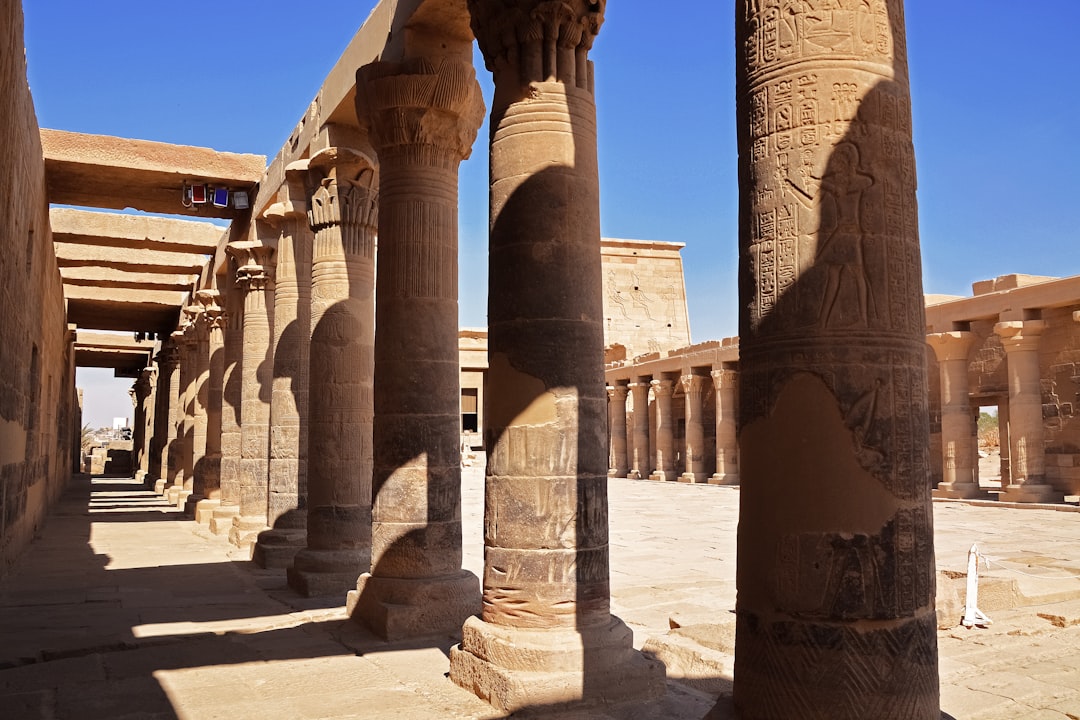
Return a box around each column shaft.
[211,273,245,535]
[195,291,225,523]
[607,384,629,478]
[734,1,939,716]
[928,332,984,499]
[151,344,178,494]
[709,368,739,485]
[628,380,650,480]
[648,379,675,481]
[348,57,484,637]
[678,375,707,483]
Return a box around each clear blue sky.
[24,1,1079,427]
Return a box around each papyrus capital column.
[734,1,939,716]
[606,383,629,478]
[709,368,739,485]
[678,374,708,483]
[193,289,224,522]
[167,325,196,505]
[211,266,245,535]
[226,239,276,552]
[348,57,484,637]
[450,1,662,710]
[152,343,180,494]
[994,320,1060,502]
[927,331,984,499]
[627,380,650,480]
[287,148,378,597]
[131,368,154,483]
[648,379,676,482]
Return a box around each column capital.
[468,0,605,87]
[155,344,180,371]
[226,240,276,292]
[710,367,738,389]
[606,383,629,401]
[679,374,708,396]
[650,378,674,397]
[926,330,977,363]
[995,320,1046,352]
[357,57,485,162]
[306,147,378,258]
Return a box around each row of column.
[607,369,738,485]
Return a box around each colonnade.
[121,0,943,716]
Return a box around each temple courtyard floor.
[2,462,1080,719]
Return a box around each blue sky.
[23,1,1079,426]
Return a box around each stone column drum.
[734,1,939,716]
[606,383,629,478]
[185,302,212,510]
[648,379,675,481]
[254,205,311,569]
[287,148,377,597]
[995,320,1060,503]
[131,369,154,483]
[928,331,984,499]
[167,326,195,505]
[151,343,179,494]
[211,271,245,535]
[709,367,739,485]
[348,57,484,637]
[678,374,708,483]
[227,240,276,551]
[450,0,663,711]
[627,380,650,480]
[194,290,224,523]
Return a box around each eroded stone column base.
[167,486,183,504]
[449,615,665,713]
[999,483,1063,503]
[347,570,480,641]
[679,472,708,483]
[626,471,642,480]
[933,483,989,500]
[229,515,268,551]
[287,548,365,597]
[251,528,306,569]
[648,471,676,482]
[153,479,167,495]
[194,498,221,524]
[209,505,240,536]
[708,473,739,486]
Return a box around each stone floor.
[1,465,1079,719]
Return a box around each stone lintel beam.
[74,347,153,371]
[54,242,209,274]
[41,129,265,219]
[61,267,195,292]
[50,208,225,253]
[63,286,189,308]
[925,275,1080,333]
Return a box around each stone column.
[998,396,1011,484]
[131,369,154,483]
[734,1,939,716]
[927,332,984,499]
[449,0,662,710]
[254,199,312,569]
[606,383,629,478]
[183,300,212,511]
[648,379,675,481]
[347,57,483,637]
[995,320,1060,503]
[627,380,650,480]
[194,290,224,523]
[287,148,377,597]
[211,270,245,535]
[227,240,276,551]
[678,374,708,483]
[709,368,739,485]
[167,327,194,504]
[151,343,179,494]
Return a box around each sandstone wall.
[0,1,75,574]
[601,239,691,358]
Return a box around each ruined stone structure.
[0,0,963,715]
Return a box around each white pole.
[961,543,992,628]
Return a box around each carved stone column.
[449,0,662,710]
[995,320,1060,503]
[254,194,312,569]
[606,383,629,478]
[183,300,212,511]
[131,368,154,483]
[194,290,225,523]
[211,269,245,535]
[709,368,739,485]
[167,326,195,505]
[347,57,483,637]
[151,343,179,494]
[226,240,276,552]
[287,148,377,597]
[648,379,675,481]
[627,380,650,480]
[928,332,984,499]
[678,374,708,482]
[734,1,939,716]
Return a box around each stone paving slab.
[2,471,1080,718]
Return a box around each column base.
[998,483,1064,503]
[251,528,307,569]
[134,470,147,484]
[209,505,240,536]
[626,470,642,480]
[648,470,676,481]
[347,570,481,641]
[607,468,630,479]
[933,482,989,500]
[678,471,708,483]
[153,479,167,495]
[180,492,200,514]
[708,473,740,486]
[166,486,184,505]
[194,498,221,524]
[449,615,664,713]
[229,515,268,551]
[287,548,367,597]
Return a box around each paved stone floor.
[1,465,1079,719]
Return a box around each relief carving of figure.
[629,272,654,320]
[785,141,875,328]
[606,270,630,319]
